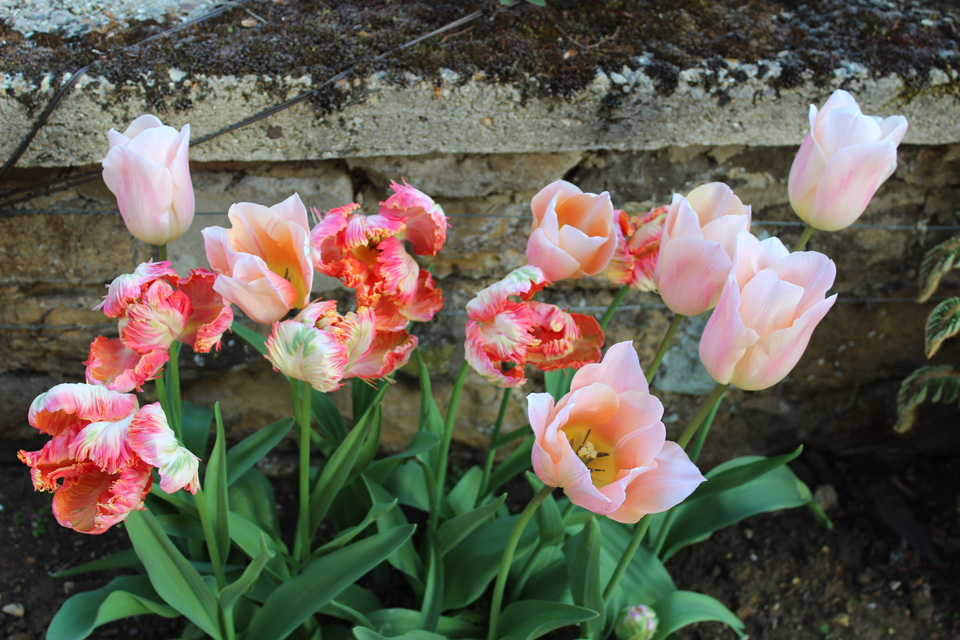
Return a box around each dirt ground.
[2,441,957,640]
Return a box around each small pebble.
[2,603,25,617]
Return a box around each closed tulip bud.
[615,605,658,640]
[788,90,907,231]
[102,115,195,245]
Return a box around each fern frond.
[925,297,960,358]
[918,234,960,302]
[894,365,960,433]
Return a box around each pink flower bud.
[102,115,195,245]
[788,90,908,231]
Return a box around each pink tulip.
[529,342,704,523]
[19,384,198,534]
[698,232,837,391]
[654,183,751,316]
[788,90,908,231]
[102,115,195,245]
[525,180,618,282]
[203,194,313,324]
[604,206,668,292]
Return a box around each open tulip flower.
[525,180,619,283]
[102,115,195,245]
[789,90,908,231]
[655,183,752,317]
[311,194,444,331]
[604,205,668,292]
[699,232,837,391]
[18,384,199,534]
[465,265,603,387]
[528,342,704,523]
[203,194,314,324]
[86,261,233,392]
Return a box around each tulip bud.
[615,605,658,640]
[102,115,195,245]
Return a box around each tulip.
[654,183,752,316]
[525,180,618,282]
[615,605,659,640]
[528,342,704,523]
[203,194,313,324]
[604,206,668,292]
[789,90,908,231]
[698,232,837,391]
[102,115,195,245]
[18,384,199,534]
[378,179,449,256]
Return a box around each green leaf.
[229,511,290,580]
[415,348,445,469]
[447,466,484,516]
[650,590,745,640]
[438,494,506,555]
[895,364,960,432]
[229,468,281,539]
[47,575,178,640]
[313,387,348,446]
[491,426,530,450]
[352,378,385,423]
[220,535,275,612]
[688,446,803,500]
[544,368,574,401]
[918,234,960,302]
[486,436,533,495]
[658,461,812,562]
[180,402,214,459]
[365,432,440,483]
[353,405,383,479]
[362,477,424,590]
[311,416,374,535]
[563,517,604,637]
[206,402,230,568]
[226,418,294,486]
[154,513,205,539]
[384,461,432,511]
[354,630,447,640]
[418,531,444,631]
[246,525,416,640]
[499,600,597,640]
[364,609,481,639]
[51,549,141,578]
[315,500,399,557]
[124,510,222,639]
[533,490,564,548]
[231,319,267,355]
[925,296,960,358]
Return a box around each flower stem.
[793,224,815,251]
[167,341,182,441]
[437,361,470,498]
[602,516,652,600]
[158,244,167,262]
[478,387,512,504]
[688,392,724,464]
[599,285,630,331]
[193,487,226,590]
[296,381,313,566]
[487,485,553,640]
[646,313,683,384]
[677,383,729,449]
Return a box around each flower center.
[565,426,617,488]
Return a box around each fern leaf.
[925,297,960,358]
[918,234,960,302]
[894,365,960,433]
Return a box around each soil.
[2,441,957,640]
[1,0,959,115]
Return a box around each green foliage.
[895,364,960,432]
[918,234,960,302]
[925,296,960,357]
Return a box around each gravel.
[0,0,220,38]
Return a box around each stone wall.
[3,139,959,462]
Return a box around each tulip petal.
[656,236,734,316]
[810,140,898,231]
[698,278,761,385]
[570,341,648,396]
[608,441,705,524]
[29,383,139,437]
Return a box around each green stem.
[602,516,652,600]
[437,362,470,498]
[793,224,815,251]
[487,485,553,640]
[599,285,630,331]
[154,376,172,435]
[296,381,313,566]
[646,313,683,384]
[193,488,226,590]
[479,387,513,504]
[167,341,182,442]
[677,383,729,449]
[158,243,167,262]
[688,392,724,464]
[651,509,676,557]
[221,607,236,640]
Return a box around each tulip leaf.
[918,233,960,302]
[486,436,533,495]
[365,432,440,483]
[415,348,445,469]
[544,368,575,401]
[246,524,415,640]
[230,319,268,355]
[47,575,179,640]
[894,364,960,433]
[124,510,222,639]
[533,489,564,548]
[597,519,675,608]
[229,511,290,580]
[353,406,383,479]
[563,517,604,638]
[180,402,214,459]
[354,630,447,640]
[438,493,506,555]
[491,425,531,450]
[363,609,481,638]
[226,418,294,485]
[314,499,399,558]
[312,387,348,446]
[447,466,484,516]
[362,476,425,590]
[219,535,275,612]
[205,402,231,569]
[352,378,386,423]
[384,461,432,511]
[229,468,281,538]
[310,408,373,536]
[650,590,745,640]
[51,548,141,578]
[686,446,803,500]
[418,530,444,631]
[499,600,597,640]
[925,296,960,358]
